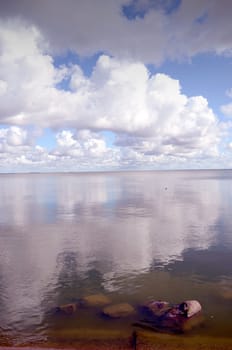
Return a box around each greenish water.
[0,170,232,346]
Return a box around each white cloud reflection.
[0,171,224,325]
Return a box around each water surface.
[0,170,232,345]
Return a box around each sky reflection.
[0,171,232,332]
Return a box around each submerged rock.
[81,293,111,307]
[142,300,171,318]
[102,303,136,318]
[55,303,78,315]
[138,300,203,333]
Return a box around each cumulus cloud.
[0,126,28,147]
[0,19,223,171]
[0,126,120,172]
[0,20,66,125]
[54,129,118,162]
[1,0,232,64]
[221,103,232,118]
[0,126,52,171]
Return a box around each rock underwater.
[52,297,203,334]
[81,293,112,307]
[102,303,136,318]
[53,294,111,315]
[137,300,203,333]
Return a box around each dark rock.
[138,300,203,333]
[141,300,171,318]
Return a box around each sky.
[0,0,232,172]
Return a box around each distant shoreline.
[0,168,232,175]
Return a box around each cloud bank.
[0,0,231,171]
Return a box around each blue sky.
[0,0,232,172]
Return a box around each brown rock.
[82,293,111,307]
[102,303,135,318]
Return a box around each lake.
[0,170,232,347]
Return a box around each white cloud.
[0,126,57,171]
[221,103,232,118]
[0,19,224,171]
[0,126,119,172]
[53,129,119,166]
[1,0,232,64]
[0,20,65,123]
[0,126,29,149]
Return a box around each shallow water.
[0,170,232,346]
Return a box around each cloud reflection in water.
[0,171,231,333]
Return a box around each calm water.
[0,170,232,345]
